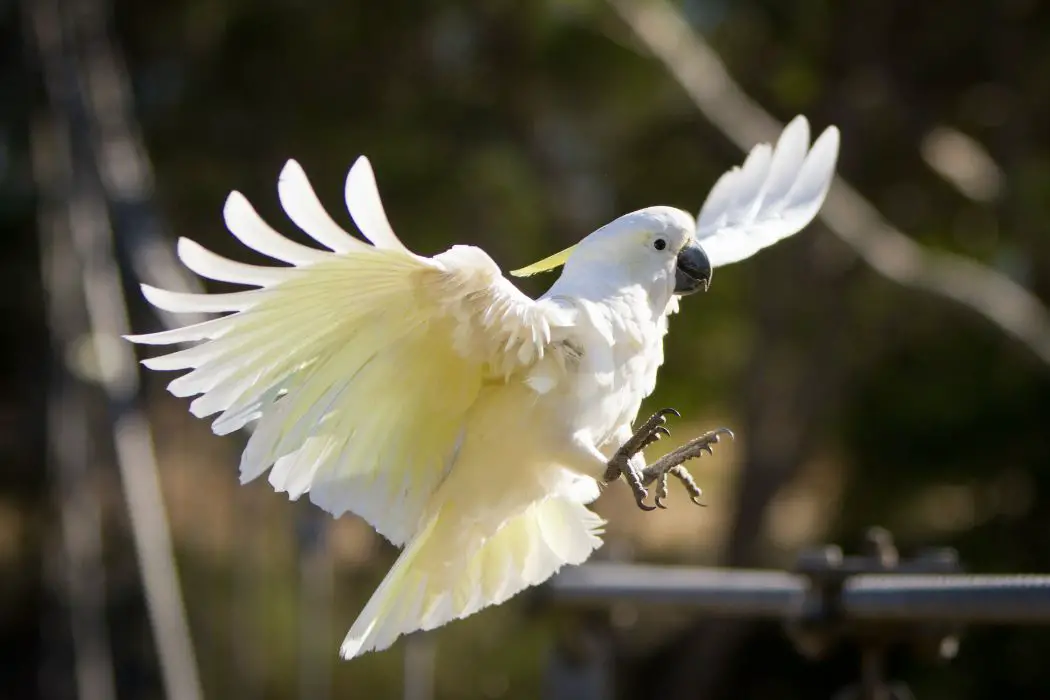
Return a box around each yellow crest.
[509,244,577,278]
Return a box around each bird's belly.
[423,340,659,529]
[426,382,564,526]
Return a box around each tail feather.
[339,496,604,659]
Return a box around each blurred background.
[5,0,1050,698]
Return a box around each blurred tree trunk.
[0,8,50,700]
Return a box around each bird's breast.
[552,298,667,446]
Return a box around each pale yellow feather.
[127,158,603,661]
[340,493,604,659]
[508,243,577,277]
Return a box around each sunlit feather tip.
[509,244,577,277]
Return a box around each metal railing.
[543,528,1050,700]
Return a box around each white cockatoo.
[127,115,839,659]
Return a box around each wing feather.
[223,191,333,265]
[277,160,370,253]
[128,158,567,545]
[140,284,267,313]
[176,238,291,287]
[344,156,409,252]
[695,115,840,267]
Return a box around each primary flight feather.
[127,115,839,659]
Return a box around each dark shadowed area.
[4,0,1050,698]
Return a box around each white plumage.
[696,115,839,267]
[127,115,838,659]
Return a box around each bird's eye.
[653,238,667,251]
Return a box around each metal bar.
[550,563,805,617]
[549,563,1050,625]
[845,575,1050,624]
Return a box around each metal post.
[298,508,333,700]
[403,633,437,700]
[33,113,117,700]
[542,613,613,700]
[24,1,204,697]
[790,528,959,700]
[858,646,889,700]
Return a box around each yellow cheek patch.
[509,244,577,278]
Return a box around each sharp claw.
[612,413,724,513]
[654,472,670,508]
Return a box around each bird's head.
[512,206,711,300]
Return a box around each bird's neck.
[546,279,672,344]
[545,267,674,322]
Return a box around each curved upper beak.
[674,240,712,295]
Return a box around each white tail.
[340,496,604,659]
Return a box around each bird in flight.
[127,115,839,659]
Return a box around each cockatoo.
[127,115,839,659]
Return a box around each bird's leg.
[603,408,679,508]
[640,428,733,509]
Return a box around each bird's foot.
[654,466,705,510]
[603,408,679,511]
[641,428,733,509]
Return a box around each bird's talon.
[639,424,671,450]
[655,472,670,508]
[607,413,726,512]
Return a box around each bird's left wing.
[126,157,569,545]
[694,115,840,268]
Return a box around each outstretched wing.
[127,157,569,545]
[694,115,840,268]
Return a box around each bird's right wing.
[126,157,570,546]
[694,115,840,268]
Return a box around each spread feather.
[128,115,838,659]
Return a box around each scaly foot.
[654,465,706,509]
[606,415,733,511]
[641,428,732,509]
[603,408,679,510]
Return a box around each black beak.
[674,240,711,295]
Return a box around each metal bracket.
[786,527,962,700]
